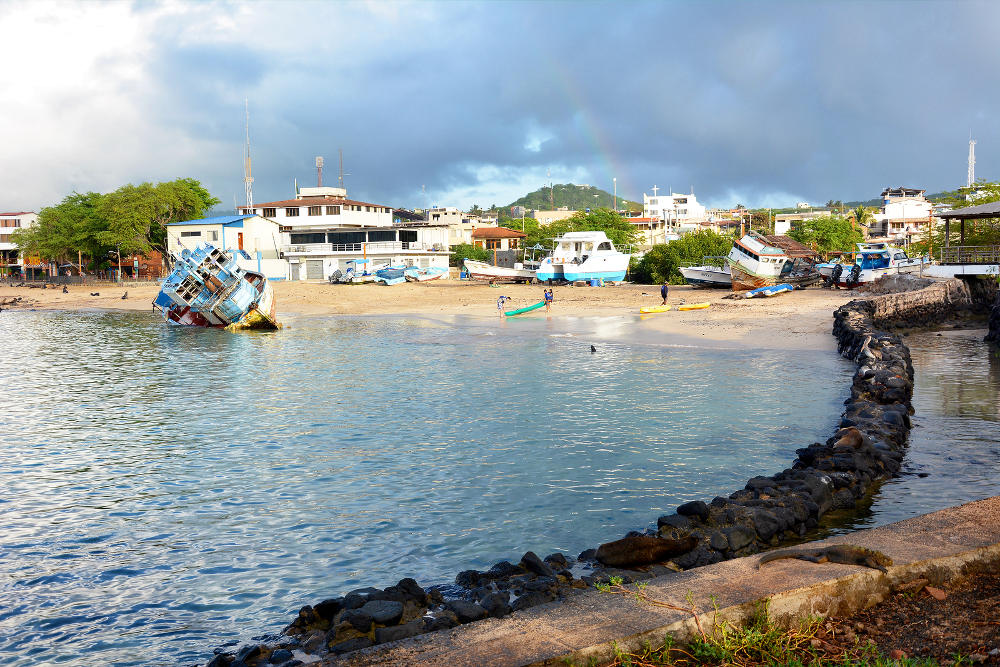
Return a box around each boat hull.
[679,265,731,288]
[463,260,535,283]
[155,245,279,331]
[728,262,819,291]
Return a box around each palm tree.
[852,205,874,236]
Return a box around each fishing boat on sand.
[153,243,279,330]
[817,242,929,288]
[679,257,731,288]
[726,232,821,291]
[463,259,536,283]
[404,266,448,282]
[536,231,629,283]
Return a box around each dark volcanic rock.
[375,619,423,644]
[360,600,404,625]
[677,500,710,521]
[340,608,373,633]
[329,637,373,654]
[268,648,294,664]
[454,569,482,588]
[511,590,554,611]
[445,599,487,624]
[519,551,555,577]
[480,591,512,618]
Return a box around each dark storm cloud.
[128,1,1000,210]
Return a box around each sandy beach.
[0,279,865,351]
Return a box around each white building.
[165,215,286,280]
[642,188,707,235]
[871,187,938,243]
[0,211,38,278]
[425,207,464,225]
[239,186,450,281]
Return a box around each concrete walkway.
[331,496,1000,666]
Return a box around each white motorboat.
[463,259,536,283]
[679,257,731,288]
[535,231,629,283]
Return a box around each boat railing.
[281,241,446,254]
[678,255,727,269]
[937,245,1000,265]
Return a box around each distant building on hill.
[0,211,38,278]
[773,209,833,235]
[529,208,576,224]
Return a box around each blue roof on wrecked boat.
[166,215,254,227]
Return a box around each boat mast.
[244,99,254,211]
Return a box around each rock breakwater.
[204,278,996,667]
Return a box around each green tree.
[632,230,734,284]
[449,243,492,267]
[852,205,874,230]
[788,215,864,255]
[11,192,106,268]
[96,178,220,257]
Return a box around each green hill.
[507,183,641,213]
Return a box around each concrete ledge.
[333,496,1000,666]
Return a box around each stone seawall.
[204,279,996,667]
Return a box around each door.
[306,260,324,280]
[238,233,244,250]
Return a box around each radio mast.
[244,99,254,210]
[968,133,976,187]
[316,156,324,187]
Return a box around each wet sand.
[0,280,862,350]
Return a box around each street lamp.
[613,177,617,212]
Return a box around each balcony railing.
[937,245,1000,265]
[281,241,446,254]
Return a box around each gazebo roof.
[938,201,1000,220]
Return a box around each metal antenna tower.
[968,133,976,187]
[316,156,324,187]
[337,149,350,190]
[243,99,254,210]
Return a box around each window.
[399,230,417,243]
[485,239,501,249]
[308,206,322,216]
[180,231,202,237]
[290,232,326,244]
[509,239,519,249]
[285,207,300,217]
[367,230,395,242]
[326,206,340,215]
[209,231,219,242]
[263,208,276,217]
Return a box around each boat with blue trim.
[817,242,928,288]
[679,256,731,288]
[726,232,820,291]
[153,243,279,330]
[536,231,629,283]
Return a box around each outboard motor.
[846,263,862,288]
[828,263,844,287]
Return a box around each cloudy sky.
[3,0,998,213]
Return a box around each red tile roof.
[0,211,34,216]
[471,226,527,239]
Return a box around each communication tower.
[316,156,324,187]
[244,99,254,210]
[968,134,976,187]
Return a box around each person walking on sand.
[660,280,669,305]
[544,288,553,311]
[497,295,509,317]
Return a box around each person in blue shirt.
[660,280,669,305]
[544,288,554,311]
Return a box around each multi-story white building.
[0,211,38,278]
[642,189,707,236]
[238,186,450,281]
[870,187,938,243]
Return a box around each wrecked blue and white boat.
[152,244,279,330]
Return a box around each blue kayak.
[745,283,794,298]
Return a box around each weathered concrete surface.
[332,496,1000,666]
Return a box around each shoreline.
[0,279,861,352]
[202,277,997,666]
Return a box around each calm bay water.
[0,310,995,666]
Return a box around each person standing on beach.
[544,288,553,311]
[660,280,669,305]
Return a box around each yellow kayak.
[677,303,711,311]
[639,305,671,314]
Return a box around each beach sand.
[0,279,863,351]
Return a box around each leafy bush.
[449,243,492,267]
[632,230,733,284]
